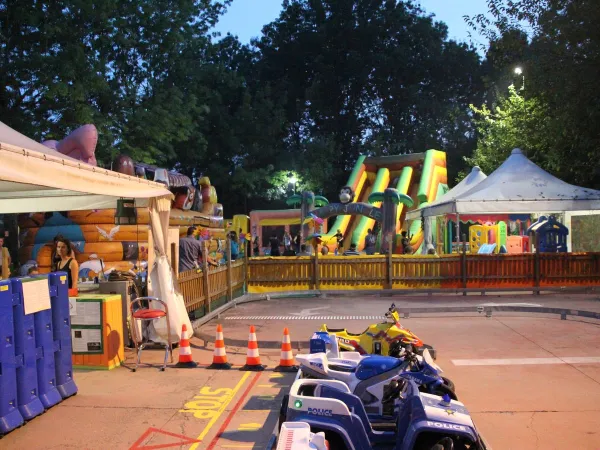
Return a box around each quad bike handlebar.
[381,377,408,404]
[384,303,399,323]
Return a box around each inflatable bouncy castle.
[18,125,226,278]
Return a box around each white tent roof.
[406,166,487,220]
[0,121,172,213]
[422,148,600,217]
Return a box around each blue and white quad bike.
[279,378,488,450]
[296,333,457,417]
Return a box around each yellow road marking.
[189,371,252,450]
[257,395,276,400]
[238,423,262,431]
[269,373,284,379]
[257,384,275,388]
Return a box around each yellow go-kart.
[318,303,436,359]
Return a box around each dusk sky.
[213,0,490,48]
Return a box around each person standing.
[401,231,413,255]
[284,231,292,251]
[253,236,260,257]
[335,229,344,253]
[179,227,203,272]
[0,236,11,279]
[365,229,377,255]
[50,234,65,272]
[228,231,239,261]
[54,237,79,290]
[294,233,301,253]
[269,234,281,256]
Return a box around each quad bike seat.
[328,364,356,373]
[323,326,367,337]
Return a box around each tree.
[466,0,600,188]
[256,0,484,192]
[0,0,230,164]
[464,85,559,178]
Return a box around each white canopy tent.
[422,149,600,217]
[0,120,191,341]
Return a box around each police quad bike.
[306,331,446,390]
[297,334,457,415]
[278,377,488,450]
[318,303,437,359]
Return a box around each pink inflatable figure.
[42,124,98,166]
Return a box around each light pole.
[514,67,524,91]
[288,174,298,194]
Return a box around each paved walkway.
[6,293,600,449]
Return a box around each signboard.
[71,301,102,326]
[71,329,103,353]
[22,278,51,315]
[312,202,383,221]
[70,297,104,354]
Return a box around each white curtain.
[147,196,191,342]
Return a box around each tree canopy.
[2,0,598,214]
[464,0,600,188]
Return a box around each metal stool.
[130,297,173,371]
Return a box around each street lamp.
[514,67,524,90]
[288,174,298,193]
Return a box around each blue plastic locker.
[10,278,44,420]
[48,273,77,398]
[31,276,62,408]
[0,280,24,433]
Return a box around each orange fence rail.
[178,259,246,315]
[246,253,600,293]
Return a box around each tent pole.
[455,213,461,253]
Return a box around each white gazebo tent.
[418,148,600,251]
[0,120,191,341]
[406,166,487,252]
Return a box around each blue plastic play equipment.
[527,215,569,252]
[0,274,77,436]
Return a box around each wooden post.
[202,240,210,313]
[313,244,320,290]
[386,233,393,289]
[242,241,248,294]
[226,238,233,302]
[461,233,467,295]
[534,233,541,295]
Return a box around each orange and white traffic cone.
[275,327,297,372]
[207,324,231,370]
[175,324,197,368]
[240,325,265,371]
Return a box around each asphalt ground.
[5,293,600,449]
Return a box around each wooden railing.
[177,240,247,316]
[246,252,600,293]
